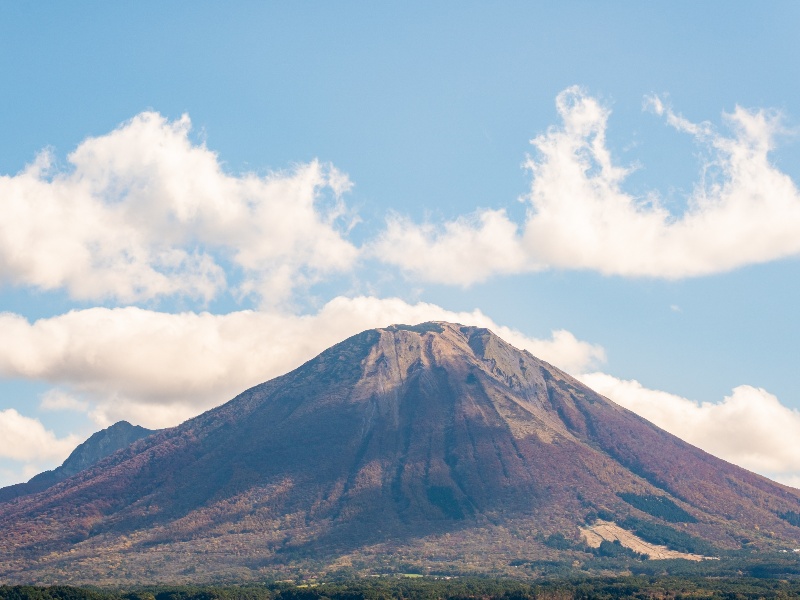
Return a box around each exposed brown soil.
[581,520,708,561]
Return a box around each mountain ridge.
[0,420,156,503]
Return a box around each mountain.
[0,421,156,503]
[1,322,799,584]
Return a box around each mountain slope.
[0,421,156,503]
[1,322,799,584]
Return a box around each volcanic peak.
[2,321,800,584]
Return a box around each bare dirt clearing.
[581,520,707,561]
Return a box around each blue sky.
[1,2,800,487]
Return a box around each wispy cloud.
[374,86,800,283]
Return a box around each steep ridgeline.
[0,323,799,584]
[0,421,156,503]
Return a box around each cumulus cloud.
[0,463,46,489]
[0,112,357,305]
[0,298,604,429]
[376,210,530,285]
[0,403,83,488]
[580,372,800,487]
[375,86,800,283]
[0,408,81,462]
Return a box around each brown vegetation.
[1,322,799,584]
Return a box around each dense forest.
[5,575,800,600]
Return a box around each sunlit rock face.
[1,322,799,584]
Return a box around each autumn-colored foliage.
[1,323,799,585]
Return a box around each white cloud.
[39,389,89,412]
[0,112,357,305]
[374,209,530,286]
[374,86,800,283]
[497,328,605,375]
[0,298,604,429]
[0,461,55,489]
[0,408,81,462]
[580,372,800,487]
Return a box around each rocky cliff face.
[1,323,799,584]
[0,421,155,503]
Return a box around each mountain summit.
[1,322,799,583]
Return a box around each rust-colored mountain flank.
[1,322,799,584]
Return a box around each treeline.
[5,576,800,600]
[778,511,800,528]
[617,493,696,523]
[541,533,645,561]
[617,516,716,556]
